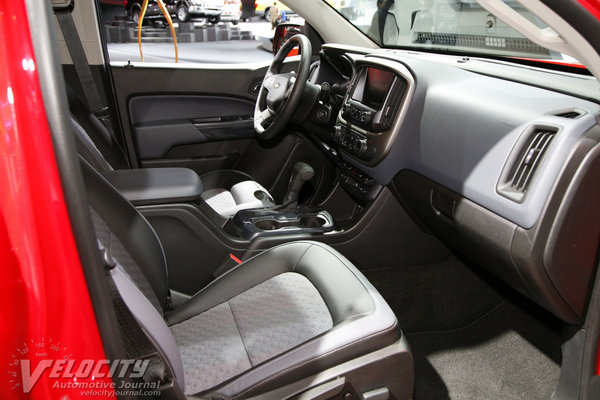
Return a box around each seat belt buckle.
[92,106,110,119]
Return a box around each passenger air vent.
[497,127,558,202]
[553,109,583,119]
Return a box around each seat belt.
[54,4,130,167]
[55,9,108,120]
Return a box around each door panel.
[129,95,256,159]
[141,139,254,177]
[110,64,273,167]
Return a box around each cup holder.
[254,219,281,230]
[299,215,327,227]
[236,210,333,239]
[253,215,327,231]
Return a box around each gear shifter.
[282,162,314,210]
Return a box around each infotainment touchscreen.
[358,68,395,109]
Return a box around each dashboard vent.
[412,32,549,55]
[553,110,582,119]
[509,130,555,192]
[380,77,407,129]
[498,127,557,202]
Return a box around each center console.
[333,58,414,167]
[232,208,335,240]
[103,165,337,240]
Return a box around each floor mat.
[362,256,505,334]
[408,300,562,400]
[362,257,563,400]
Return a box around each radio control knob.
[358,138,368,155]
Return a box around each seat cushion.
[171,272,333,395]
[166,241,400,398]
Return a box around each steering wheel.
[254,34,312,140]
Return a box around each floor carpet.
[362,256,563,400]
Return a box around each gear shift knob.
[283,162,314,207]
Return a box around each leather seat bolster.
[209,322,400,399]
[165,242,313,325]
[293,242,376,324]
[166,242,383,326]
[166,241,401,399]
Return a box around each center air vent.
[497,127,558,202]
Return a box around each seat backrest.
[81,158,170,312]
[67,85,129,171]
[80,159,187,391]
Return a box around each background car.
[175,0,224,23]
[221,0,241,24]
[125,0,177,24]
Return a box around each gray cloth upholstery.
[172,272,333,395]
[172,302,252,395]
[90,208,163,312]
[228,273,333,366]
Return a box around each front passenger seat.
[81,159,414,399]
[68,86,275,218]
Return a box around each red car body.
[0,0,599,399]
[0,0,114,398]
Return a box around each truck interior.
[22,0,600,398]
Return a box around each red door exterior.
[0,0,114,398]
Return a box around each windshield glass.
[324,0,582,67]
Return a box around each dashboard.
[304,43,600,325]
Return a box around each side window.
[98,0,303,64]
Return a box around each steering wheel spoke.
[259,108,274,125]
[253,107,274,134]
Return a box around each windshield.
[324,0,583,67]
